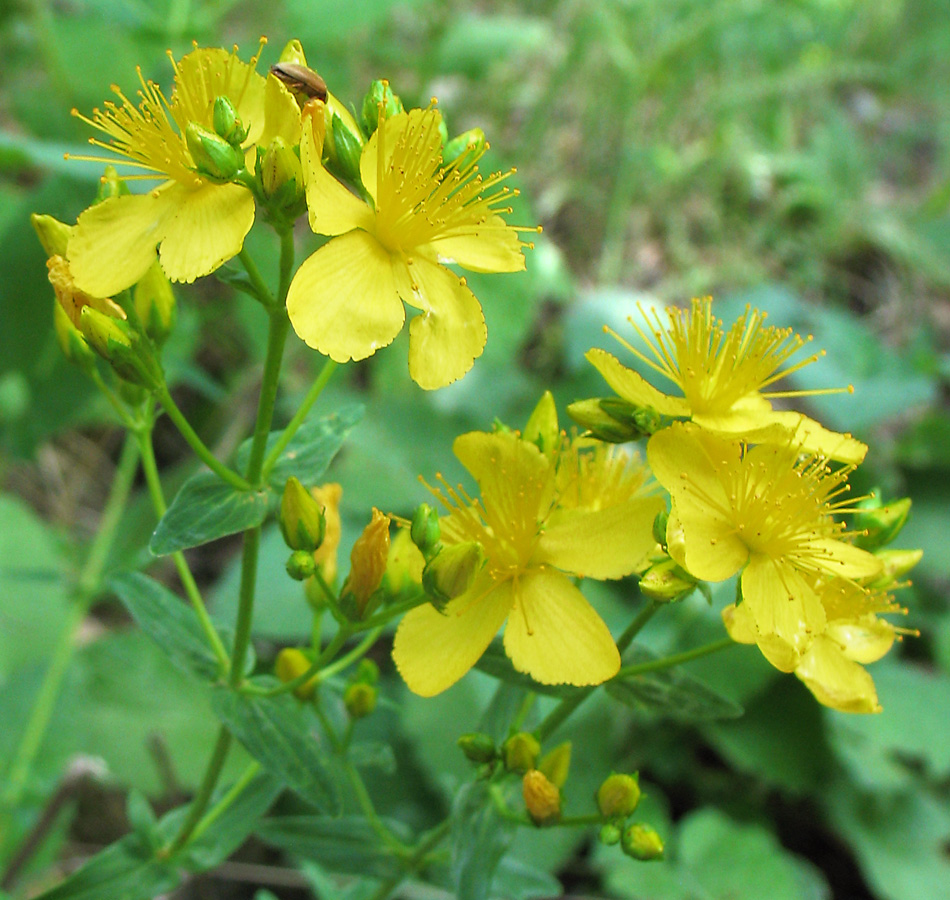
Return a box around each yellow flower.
[392,430,663,696]
[67,41,300,297]
[725,579,904,713]
[648,423,881,659]
[286,103,535,389]
[588,298,867,464]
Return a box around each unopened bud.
[343,509,391,618]
[621,823,664,861]
[344,682,377,719]
[442,127,486,169]
[599,823,622,846]
[422,542,485,607]
[597,773,641,819]
[355,658,379,685]
[854,497,912,549]
[639,558,696,602]
[652,510,669,547]
[523,391,560,456]
[601,399,662,437]
[31,213,72,257]
[360,79,404,136]
[566,398,640,443]
[325,113,364,186]
[259,136,304,205]
[275,647,317,699]
[133,262,176,345]
[185,123,245,181]
[522,770,560,826]
[52,301,97,373]
[79,307,162,389]
[410,503,441,559]
[280,477,327,552]
[538,741,571,789]
[503,732,540,773]
[867,547,923,589]
[286,549,316,581]
[212,96,248,145]
[458,732,497,764]
[384,528,425,592]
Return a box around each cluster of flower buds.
[595,772,664,861]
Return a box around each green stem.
[343,760,412,855]
[615,637,736,679]
[558,813,604,827]
[136,425,230,672]
[156,387,251,491]
[358,593,429,631]
[511,692,537,732]
[238,247,276,308]
[229,526,261,689]
[89,370,136,428]
[366,819,452,900]
[261,358,338,481]
[616,601,660,654]
[186,761,261,847]
[164,727,232,855]
[1,434,140,823]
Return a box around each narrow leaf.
[212,689,341,813]
[451,781,514,900]
[149,472,270,556]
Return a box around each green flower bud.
[566,398,641,443]
[95,165,131,202]
[31,213,72,258]
[621,823,664,861]
[639,558,696,602]
[360,79,404,136]
[538,741,571,789]
[600,823,622,846]
[458,732,497,764]
[422,542,485,606]
[344,682,377,719]
[212,96,248,145]
[275,647,317,699]
[326,112,364,185]
[185,123,245,182]
[286,549,316,581]
[79,307,162,389]
[854,497,912,549]
[53,301,97,373]
[133,262,176,345]
[355,658,379,685]
[410,503,441,559]
[867,547,924,589]
[523,390,560,456]
[597,773,641,819]
[652,510,669,547]
[503,732,540,774]
[259,136,304,206]
[442,127,486,169]
[522,770,561,826]
[601,399,662,437]
[280,476,327,552]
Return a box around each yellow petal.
[741,555,826,649]
[586,349,690,417]
[536,495,665,579]
[392,575,513,697]
[286,230,405,362]
[425,214,526,273]
[406,258,487,389]
[301,103,374,237]
[809,539,882,580]
[827,617,895,665]
[795,635,881,713]
[503,569,620,686]
[360,110,440,206]
[69,191,174,296]
[767,411,868,465]
[259,73,303,148]
[158,182,255,283]
[453,431,553,521]
[722,603,757,644]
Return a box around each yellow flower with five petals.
[286,102,535,389]
[393,430,663,696]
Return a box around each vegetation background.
[1,0,949,897]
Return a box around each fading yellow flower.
[310,482,343,582]
[68,41,300,296]
[588,298,866,464]
[392,430,663,696]
[286,103,535,389]
[648,423,881,660]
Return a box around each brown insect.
[270,62,328,102]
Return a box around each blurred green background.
[1,0,949,898]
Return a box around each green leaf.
[451,781,514,900]
[490,857,562,900]
[149,472,270,556]
[349,741,397,775]
[256,816,410,879]
[212,689,342,813]
[28,832,179,900]
[474,642,586,698]
[235,403,364,490]
[606,645,743,722]
[125,789,159,848]
[111,572,223,680]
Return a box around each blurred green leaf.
[211,688,342,813]
[111,572,223,681]
[451,781,514,900]
[149,473,270,556]
[349,741,397,775]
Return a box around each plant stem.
[164,727,232,855]
[358,593,429,631]
[614,637,736,679]
[238,247,277,307]
[229,526,261,689]
[136,425,230,672]
[366,819,452,900]
[156,386,251,491]
[186,761,261,847]
[343,760,412,855]
[616,600,660,654]
[261,358,338,481]
[0,433,140,830]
